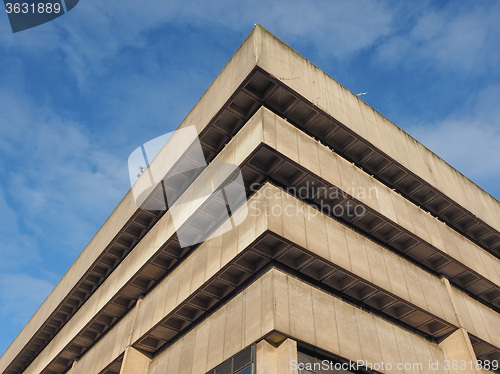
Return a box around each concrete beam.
[119,347,150,374]
[256,339,298,374]
[251,24,500,234]
[439,329,480,374]
[24,107,500,374]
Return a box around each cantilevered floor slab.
[74,268,455,374]
[26,179,500,374]
[22,103,500,372]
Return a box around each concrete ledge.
[252,24,500,238]
[22,155,258,373]
[0,189,139,374]
[250,107,500,298]
[129,183,458,348]
[145,268,452,374]
[22,106,500,374]
[74,269,276,374]
[27,180,460,373]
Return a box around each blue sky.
[1,0,500,357]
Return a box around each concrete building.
[1,25,500,374]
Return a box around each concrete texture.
[14,107,500,374]
[256,339,298,374]
[119,347,150,374]
[440,329,480,374]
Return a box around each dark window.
[206,345,255,374]
[298,346,375,374]
[235,365,252,374]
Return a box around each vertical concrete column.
[119,297,151,374]
[126,296,144,346]
[440,278,480,374]
[256,338,298,374]
[120,346,151,374]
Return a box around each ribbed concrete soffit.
[4,105,500,374]
[8,64,500,373]
[0,173,455,372]
[72,268,466,374]
[221,67,500,257]
[13,117,500,372]
[145,268,453,374]
[5,107,500,374]
[3,25,500,374]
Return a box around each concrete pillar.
[440,278,480,374]
[119,346,151,374]
[440,329,481,374]
[126,296,143,346]
[256,338,298,374]
[119,296,150,374]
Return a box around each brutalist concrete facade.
[1,25,500,374]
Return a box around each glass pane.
[235,364,252,374]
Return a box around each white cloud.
[0,88,129,257]
[25,0,396,86]
[407,85,500,197]
[410,120,500,179]
[375,2,500,73]
[236,0,394,58]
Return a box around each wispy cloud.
[406,84,500,198]
[375,1,500,74]
[0,87,129,257]
[0,187,40,271]
[0,81,130,355]
[19,0,396,87]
